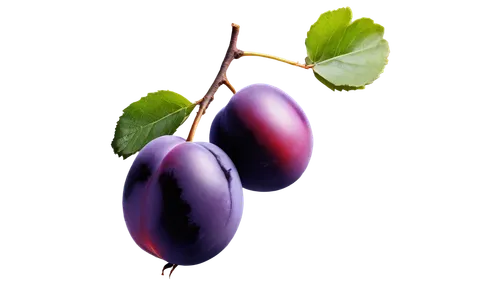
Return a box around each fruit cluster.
[123,84,313,269]
[113,7,389,276]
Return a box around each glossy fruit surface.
[123,135,243,265]
[210,83,313,192]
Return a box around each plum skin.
[123,136,244,266]
[210,83,313,192]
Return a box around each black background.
[101,0,413,283]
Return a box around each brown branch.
[186,23,241,142]
[220,78,238,94]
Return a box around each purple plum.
[210,83,313,192]
[123,135,244,266]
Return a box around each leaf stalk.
[237,51,314,69]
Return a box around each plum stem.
[222,74,236,94]
[241,49,314,72]
[186,96,203,140]
[186,23,241,142]
[161,263,173,275]
[169,264,178,278]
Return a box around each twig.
[237,49,314,72]
[186,22,243,141]
[221,78,238,94]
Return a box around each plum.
[210,83,313,192]
[123,135,244,267]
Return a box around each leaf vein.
[316,41,382,65]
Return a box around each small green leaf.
[111,90,195,159]
[306,7,389,90]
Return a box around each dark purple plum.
[123,135,243,266]
[210,83,313,192]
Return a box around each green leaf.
[111,90,195,159]
[306,7,389,89]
